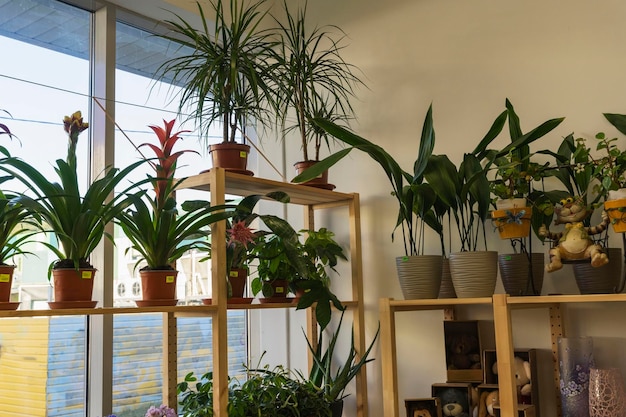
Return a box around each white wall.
[162,0,626,415]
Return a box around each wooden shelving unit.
[0,168,367,417]
[379,293,626,417]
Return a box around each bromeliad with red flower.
[116,118,236,271]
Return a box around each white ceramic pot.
[495,198,527,210]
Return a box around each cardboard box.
[443,320,483,382]
[404,397,442,417]
[494,404,536,417]
[483,349,539,417]
[476,384,499,417]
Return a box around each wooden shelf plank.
[179,170,355,206]
[0,300,360,318]
[386,296,493,312]
[507,293,626,307]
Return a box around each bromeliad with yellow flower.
[0,111,145,275]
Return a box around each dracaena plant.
[270,0,362,162]
[0,111,144,275]
[116,119,236,271]
[155,0,277,146]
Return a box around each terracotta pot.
[294,161,335,190]
[604,198,626,233]
[139,269,178,301]
[259,279,290,303]
[228,268,247,298]
[209,142,251,173]
[0,265,16,302]
[52,267,96,302]
[491,207,532,239]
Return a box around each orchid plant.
[116,119,236,271]
[105,404,176,417]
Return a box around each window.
[0,1,248,416]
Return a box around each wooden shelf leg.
[492,294,518,417]
[550,304,564,417]
[162,312,177,409]
[380,298,398,417]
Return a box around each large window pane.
[112,21,248,416]
[0,1,91,416]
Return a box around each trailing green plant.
[271,0,362,162]
[293,104,446,257]
[305,310,379,403]
[155,0,277,145]
[0,111,145,275]
[250,226,345,330]
[177,363,331,417]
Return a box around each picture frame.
[405,397,442,417]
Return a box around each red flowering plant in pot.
[116,119,237,306]
[0,111,145,308]
[202,191,303,304]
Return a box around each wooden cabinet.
[0,168,367,417]
[380,293,626,417]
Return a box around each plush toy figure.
[439,388,470,417]
[470,385,479,417]
[492,356,532,399]
[539,196,609,272]
[477,390,499,417]
[414,409,433,417]
[446,333,481,370]
[513,356,532,399]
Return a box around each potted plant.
[155,0,277,174]
[482,100,564,296]
[116,119,236,306]
[203,190,302,304]
[250,226,345,330]
[293,105,449,300]
[271,1,362,187]
[0,188,41,307]
[305,310,380,416]
[177,363,331,417]
[0,111,145,308]
[586,114,626,232]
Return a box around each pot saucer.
[0,301,20,310]
[300,182,336,190]
[202,297,253,305]
[259,297,291,304]
[48,300,98,309]
[135,299,178,307]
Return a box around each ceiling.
[0,0,185,81]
